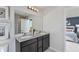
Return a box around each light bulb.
[31,7,34,10]
[36,9,39,12]
[29,6,31,9]
[27,6,39,12]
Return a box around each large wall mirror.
[15,13,33,34]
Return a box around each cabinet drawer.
[43,34,49,39]
[21,42,37,52]
[21,38,37,47]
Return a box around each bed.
[65,26,79,43]
[65,32,79,43]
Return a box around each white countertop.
[16,32,49,42]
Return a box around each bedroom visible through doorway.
[65,12,79,52]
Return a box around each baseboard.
[49,47,63,52]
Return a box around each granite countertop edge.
[16,33,49,42]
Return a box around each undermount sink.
[20,36,33,39]
[39,32,46,35]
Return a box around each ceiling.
[34,6,57,13]
[33,6,58,13]
[34,6,79,12]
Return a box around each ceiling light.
[27,6,39,12]
[31,7,34,10]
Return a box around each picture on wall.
[0,8,5,18]
[0,7,9,20]
[0,26,5,36]
[0,23,9,39]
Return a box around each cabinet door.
[21,42,37,52]
[43,38,49,51]
[37,40,43,52]
[38,47,42,52]
[38,40,42,48]
[37,36,43,52]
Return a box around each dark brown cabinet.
[43,34,49,51]
[37,36,43,52]
[20,38,37,52]
[21,42,37,52]
[43,38,49,51]
[16,34,49,52]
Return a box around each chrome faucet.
[33,29,35,35]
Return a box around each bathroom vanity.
[16,33,50,52]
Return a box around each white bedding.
[65,32,79,43]
[65,36,74,42]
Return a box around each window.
[21,19,32,33]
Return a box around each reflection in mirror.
[21,18,32,33]
[15,13,32,34]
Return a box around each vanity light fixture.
[27,6,39,12]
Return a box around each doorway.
[65,7,79,52]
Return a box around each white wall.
[9,7,15,52]
[15,14,21,34]
[43,7,65,52]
